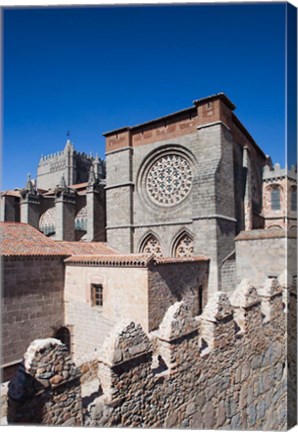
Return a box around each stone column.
[192,122,236,293]
[55,176,76,241]
[105,131,134,253]
[243,146,253,231]
[86,166,106,241]
[0,194,6,221]
[20,175,40,229]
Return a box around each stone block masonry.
[1,256,65,368]
[85,274,288,430]
[104,94,268,293]
[5,272,289,429]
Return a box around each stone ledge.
[235,228,296,241]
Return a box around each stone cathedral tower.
[103,93,268,293]
[36,140,105,190]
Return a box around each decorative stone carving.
[146,154,192,206]
[175,234,194,257]
[141,235,163,257]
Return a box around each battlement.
[263,163,297,181]
[37,141,105,190]
[39,150,64,163]
[5,273,294,429]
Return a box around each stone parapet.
[5,273,289,429]
[86,274,286,429]
[7,338,82,426]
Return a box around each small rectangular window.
[91,284,103,307]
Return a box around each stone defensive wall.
[3,273,294,429]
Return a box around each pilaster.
[54,176,76,241]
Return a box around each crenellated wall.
[4,273,292,429]
[85,274,288,430]
[7,339,82,426]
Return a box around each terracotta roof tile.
[1,190,21,198]
[69,182,88,189]
[64,254,152,267]
[57,241,120,256]
[64,254,209,267]
[0,222,67,256]
[154,256,209,264]
[235,228,296,241]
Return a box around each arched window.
[291,188,297,211]
[174,233,194,258]
[39,207,56,235]
[271,187,280,210]
[141,234,163,257]
[75,206,87,231]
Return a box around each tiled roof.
[64,254,209,267]
[64,254,152,267]
[154,256,209,264]
[0,222,67,256]
[57,241,120,256]
[70,182,88,189]
[235,228,296,241]
[1,190,21,198]
[0,223,120,257]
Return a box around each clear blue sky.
[3,3,288,190]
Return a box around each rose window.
[146,154,192,206]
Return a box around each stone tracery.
[146,154,192,206]
[141,235,163,257]
[174,234,194,257]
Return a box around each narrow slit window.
[198,286,203,315]
[271,188,280,210]
[291,189,297,211]
[91,284,103,307]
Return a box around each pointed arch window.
[174,233,194,258]
[271,187,281,210]
[141,235,163,257]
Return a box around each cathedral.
[0,93,296,384]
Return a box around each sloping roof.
[1,190,21,198]
[57,241,119,256]
[64,254,209,267]
[235,228,296,241]
[0,222,67,256]
[64,254,152,267]
[154,256,209,264]
[0,222,121,257]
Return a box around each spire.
[88,164,96,185]
[64,131,73,152]
[25,173,34,193]
[93,153,103,179]
[59,174,67,190]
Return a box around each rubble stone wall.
[7,339,82,426]
[86,276,287,430]
[4,275,290,429]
